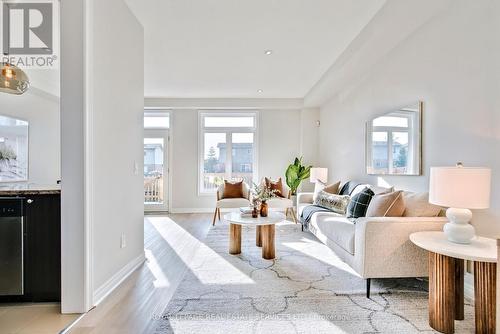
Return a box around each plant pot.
[260,201,268,217]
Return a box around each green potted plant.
[285,157,312,207]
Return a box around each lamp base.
[443,208,475,244]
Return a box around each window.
[199,112,258,194]
[144,110,170,129]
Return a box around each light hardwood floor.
[69,213,212,334]
[0,303,79,334]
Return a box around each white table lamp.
[310,168,328,195]
[429,163,491,244]
[310,168,328,184]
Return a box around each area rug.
[154,221,474,333]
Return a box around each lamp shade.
[429,166,491,209]
[0,62,30,95]
[310,167,328,183]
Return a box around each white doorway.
[144,111,170,212]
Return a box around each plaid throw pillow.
[347,187,375,219]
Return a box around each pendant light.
[0,60,30,95]
[1,9,30,95]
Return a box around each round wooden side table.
[223,211,285,260]
[410,231,497,334]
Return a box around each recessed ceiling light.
[257,89,263,93]
[264,50,273,55]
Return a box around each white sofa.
[296,190,447,298]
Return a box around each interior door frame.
[144,129,170,212]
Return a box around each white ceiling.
[125,0,386,99]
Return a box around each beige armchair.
[263,179,297,223]
[213,182,251,226]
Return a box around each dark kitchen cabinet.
[0,193,61,303]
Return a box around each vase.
[252,206,259,218]
[260,201,268,217]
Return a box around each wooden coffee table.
[223,211,285,260]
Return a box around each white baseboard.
[92,253,146,306]
[464,272,474,301]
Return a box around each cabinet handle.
[27,199,33,204]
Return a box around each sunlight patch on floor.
[149,217,255,285]
[145,249,171,288]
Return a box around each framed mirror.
[366,102,422,175]
[0,115,29,182]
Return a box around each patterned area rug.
[154,221,475,333]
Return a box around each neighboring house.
[372,140,407,169]
[203,143,253,173]
[144,143,163,175]
[217,143,253,173]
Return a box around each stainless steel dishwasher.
[0,198,24,295]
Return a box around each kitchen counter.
[0,184,61,196]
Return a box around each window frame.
[144,109,171,129]
[198,111,259,196]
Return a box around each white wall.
[312,0,500,236]
[0,90,60,184]
[61,0,86,313]
[90,0,145,293]
[299,108,320,192]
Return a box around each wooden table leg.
[474,261,496,334]
[256,226,262,247]
[455,259,464,320]
[261,224,275,260]
[429,252,455,334]
[229,223,241,255]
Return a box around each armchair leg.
[212,208,218,226]
[366,278,371,299]
[217,208,221,221]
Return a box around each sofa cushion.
[313,180,341,202]
[346,187,375,219]
[403,192,442,217]
[366,190,405,217]
[311,214,356,254]
[340,181,393,197]
[313,190,350,214]
[216,198,251,208]
[369,185,395,195]
[339,181,361,196]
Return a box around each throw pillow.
[222,180,244,199]
[369,185,395,195]
[403,192,442,217]
[265,177,285,198]
[346,187,375,219]
[366,191,405,217]
[313,190,350,214]
[339,181,361,196]
[313,180,341,202]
